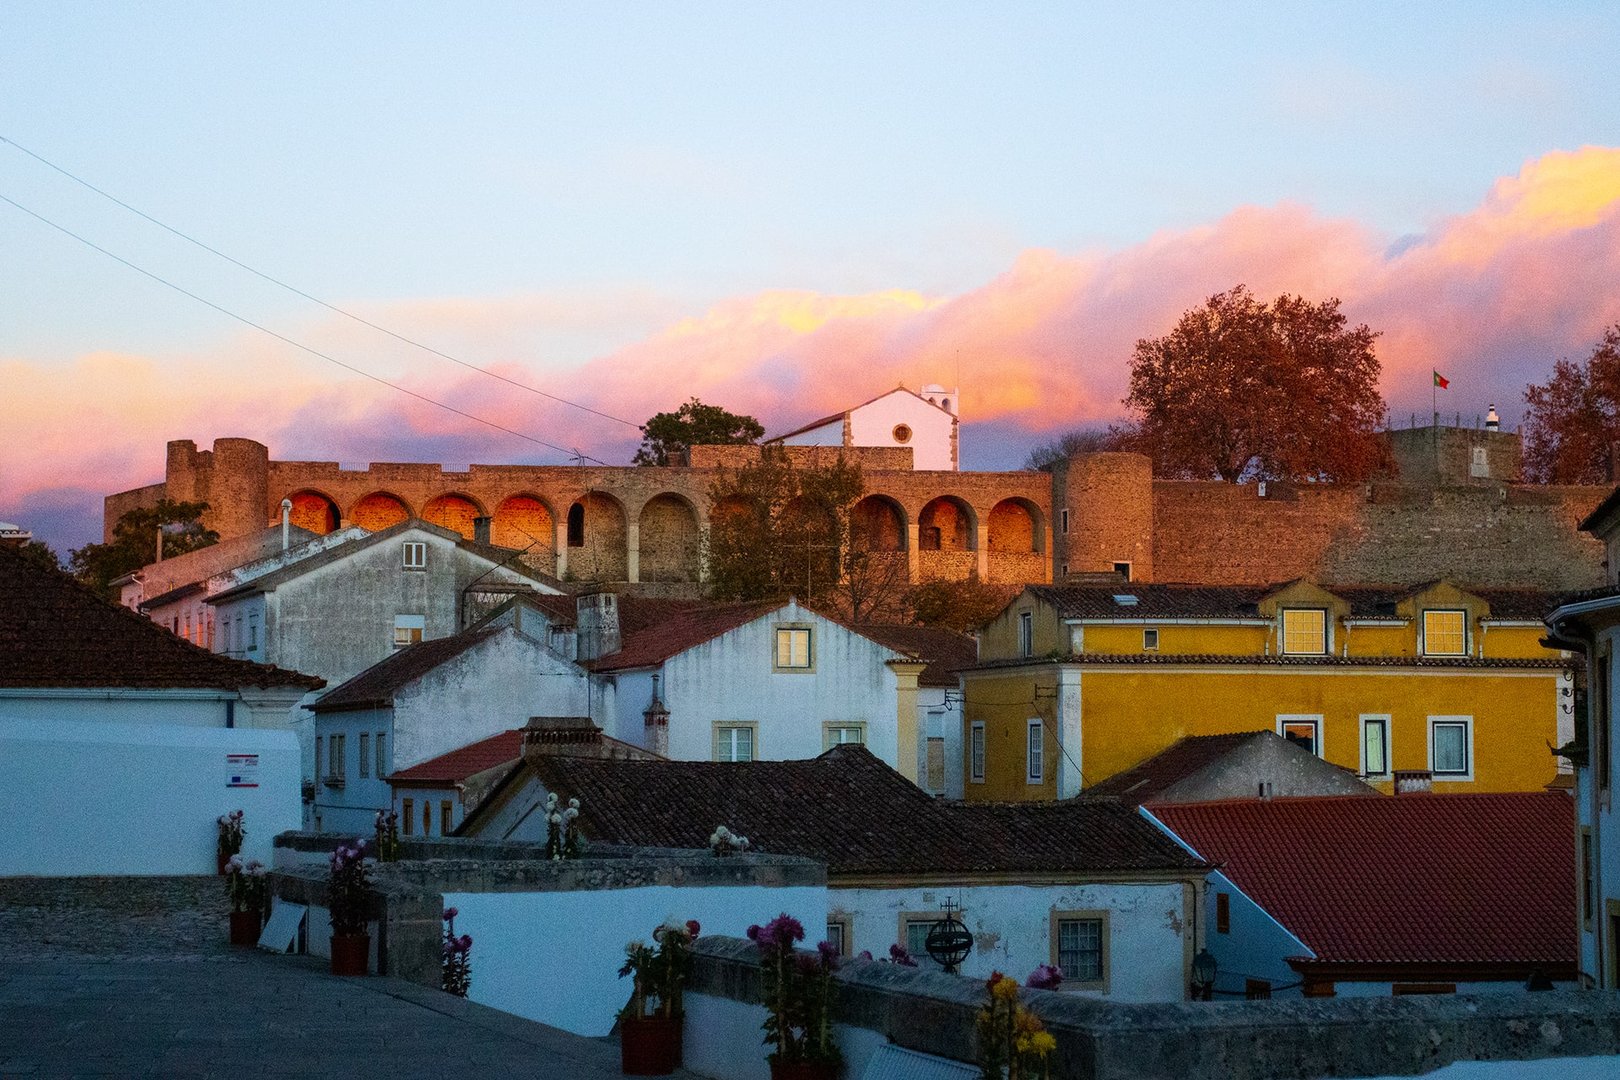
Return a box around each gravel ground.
[0,875,238,960]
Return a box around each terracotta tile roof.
[311,626,505,713]
[389,729,524,785]
[526,745,1205,877]
[1080,733,1264,808]
[1027,582,1557,623]
[585,601,786,671]
[965,653,1569,672]
[1151,793,1576,968]
[0,545,323,692]
[846,624,978,687]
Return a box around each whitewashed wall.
[846,390,956,470]
[833,881,1192,1002]
[444,883,826,1036]
[0,690,232,727]
[1197,870,1313,997]
[920,688,964,798]
[0,716,300,875]
[684,992,897,1080]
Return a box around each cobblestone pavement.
[0,877,706,1078]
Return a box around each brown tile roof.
[585,601,786,672]
[1027,582,1557,622]
[0,545,323,692]
[389,729,524,785]
[526,745,1204,877]
[1151,794,1576,970]
[1080,733,1264,808]
[311,626,505,713]
[848,623,978,687]
[965,653,1569,672]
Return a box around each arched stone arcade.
[636,493,702,583]
[349,491,412,533]
[279,489,340,535]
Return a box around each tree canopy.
[634,398,765,466]
[1022,427,1126,471]
[1521,324,1620,484]
[70,499,218,596]
[1122,285,1389,482]
[14,539,62,573]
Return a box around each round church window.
[892,424,912,444]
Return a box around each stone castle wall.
[108,436,1611,591]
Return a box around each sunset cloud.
[7,146,1620,551]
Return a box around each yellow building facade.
[962,581,1573,802]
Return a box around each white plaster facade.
[772,386,959,471]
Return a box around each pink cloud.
[7,146,1620,551]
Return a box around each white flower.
[545,793,558,810]
[564,807,579,821]
[568,798,580,810]
[548,812,561,825]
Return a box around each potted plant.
[224,854,269,946]
[545,793,585,860]
[617,918,700,1075]
[374,809,401,862]
[327,839,372,975]
[441,907,473,997]
[749,913,841,1080]
[976,970,1058,1080]
[216,809,245,875]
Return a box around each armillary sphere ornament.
[924,898,973,974]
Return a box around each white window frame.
[402,541,427,570]
[822,722,866,749]
[1143,628,1160,651]
[393,614,425,648]
[1051,911,1109,991]
[1017,611,1034,658]
[1026,719,1044,784]
[970,721,986,783]
[247,613,259,652]
[1420,609,1468,657]
[1277,714,1323,758]
[774,625,814,672]
[1280,608,1328,655]
[1428,715,1474,780]
[714,722,757,763]
[1359,714,1391,778]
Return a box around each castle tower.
[163,437,270,540]
[1051,452,1154,582]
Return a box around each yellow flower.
[992,975,1021,1002]
[1015,1034,1033,1054]
[1030,1032,1057,1056]
[1014,1008,1043,1034]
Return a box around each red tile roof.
[0,545,323,692]
[1151,793,1576,968]
[1027,582,1558,623]
[389,729,524,785]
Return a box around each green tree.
[14,539,62,572]
[634,398,765,466]
[907,577,1014,634]
[1124,285,1389,482]
[70,499,218,596]
[1521,324,1620,483]
[704,449,863,606]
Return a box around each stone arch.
[637,493,701,582]
[492,494,556,552]
[350,491,412,532]
[852,494,906,553]
[564,491,628,582]
[917,495,977,582]
[422,492,485,540]
[280,489,339,535]
[987,496,1047,584]
[709,492,758,529]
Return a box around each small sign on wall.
[227,753,260,788]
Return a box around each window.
[1245,979,1272,1000]
[891,423,912,444]
[329,733,346,778]
[1052,912,1107,988]
[926,736,945,793]
[225,619,235,655]
[1060,508,1070,534]
[1026,719,1044,784]
[1600,649,1613,793]
[1471,446,1489,477]
[1143,628,1160,651]
[774,626,812,670]
[1582,828,1595,930]
[566,503,585,547]
[402,799,414,835]
[248,614,258,651]
[714,723,756,762]
[1278,715,1321,757]
[1112,561,1132,582]
[375,732,387,779]
[1361,715,1391,778]
[1422,610,1467,656]
[1429,716,1472,778]
[823,723,865,749]
[1281,609,1327,654]
[184,613,192,642]
[903,917,933,963]
[1017,611,1034,658]
[826,918,850,956]
[393,614,425,648]
[970,721,986,782]
[402,541,427,570]
[314,736,323,780]
[1215,893,1230,935]
[441,800,453,836]
[358,733,371,778]
[423,799,432,836]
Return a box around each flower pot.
[330,933,370,976]
[769,1061,838,1080]
[229,908,261,946]
[620,1014,678,1076]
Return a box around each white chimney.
[280,498,293,551]
[1485,405,1500,432]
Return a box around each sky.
[4,2,1620,554]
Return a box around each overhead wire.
[0,133,640,431]
[0,191,609,464]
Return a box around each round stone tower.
[1052,451,1154,582]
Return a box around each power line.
[0,192,609,464]
[0,133,640,431]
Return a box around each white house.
[305,623,589,833]
[463,741,1208,1002]
[767,385,960,471]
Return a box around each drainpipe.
[281,498,293,551]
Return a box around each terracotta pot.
[620,1014,679,1076]
[769,1060,838,1080]
[228,908,261,946]
[330,933,370,976]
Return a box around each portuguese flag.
[1433,370,1450,389]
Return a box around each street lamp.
[1191,948,1218,1001]
[923,898,974,974]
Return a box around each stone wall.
[687,936,1620,1080]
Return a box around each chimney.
[1393,770,1433,795]
[576,590,621,662]
[280,498,293,551]
[1485,405,1500,432]
[642,673,670,758]
[1257,780,1274,800]
[521,716,658,761]
[473,515,492,546]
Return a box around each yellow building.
[961,580,1573,802]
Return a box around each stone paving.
[0,876,707,1078]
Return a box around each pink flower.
[1026,964,1063,991]
[442,907,459,921]
[686,919,701,939]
